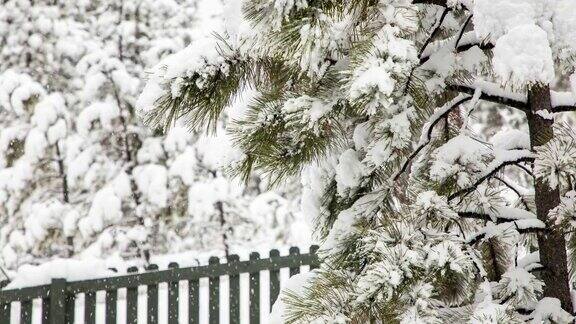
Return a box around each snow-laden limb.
[551,91,576,113]
[517,252,542,273]
[466,218,545,245]
[394,94,472,181]
[529,298,573,324]
[448,148,535,201]
[449,80,528,110]
[459,206,537,223]
[420,31,490,64]
[450,81,576,113]
[495,267,543,310]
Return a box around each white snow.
[530,298,573,323]
[473,0,544,43]
[5,259,116,290]
[430,135,491,187]
[490,129,530,151]
[335,149,365,196]
[269,271,318,324]
[493,24,555,86]
[133,164,169,208]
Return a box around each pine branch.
[412,0,450,7]
[418,8,451,59]
[394,95,472,181]
[467,220,545,246]
[454,15,473,50]
[493,176,531,211]
[448,154,535,201]
[419,32,494,65]
[449,83,576,113]
[448,84,528,111]
[552,105,576,113]
[404,7,451,95]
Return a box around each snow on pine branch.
[466,218,545,245]
[448,148,535,201]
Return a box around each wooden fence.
[0,246,319,324]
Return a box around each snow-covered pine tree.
[0,71,78,266]
[139,0,576,322]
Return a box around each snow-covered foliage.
[0,0,308,272]
[139,0,576,322]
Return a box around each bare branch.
[405,8,451,95]
[412,0,448,6]
[454,15,473,49]
[493,176,531,211]
[419,8,451,59]
[552,105,576,113]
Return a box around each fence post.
[310,245,320,270]
[126,266,139,324]
[249,252,260,324]
[208,257,220,324]
[168,262,179,324]
[146,264,159,324]
[49,278,67,324]
[0,278,9,323]
[288,247,301,276]
[227,254,240,324]
[269,249,280,311]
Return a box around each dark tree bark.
[215,201,230,257]
[526,84,573,311]
[55,142,74,258]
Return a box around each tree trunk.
[215,201,230,257]
[526,84,573,311]
[56,142,74,258]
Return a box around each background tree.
[139,0,576,322]
[0,0,307,270]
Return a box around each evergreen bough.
[139,0,576,322]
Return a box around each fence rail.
[0,246,320,324]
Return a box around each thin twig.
[493,176,531,211]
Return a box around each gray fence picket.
[208,257,220,324]
[310,245,320,270]
[84,291,96,324]
[42,297,50,323]
[269,250,281,311]
[227,254,240,324]
[105,289,117,324]
[188,278,199,324]
[49,279,66,324]
[146,264,159,324]
[249,252,260,324]
[20,300,32,324]
[167,262,179,324]
[289,247,301,276]
[126,266,139,324]
[65,294,75,324]
[0,303,9,324]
